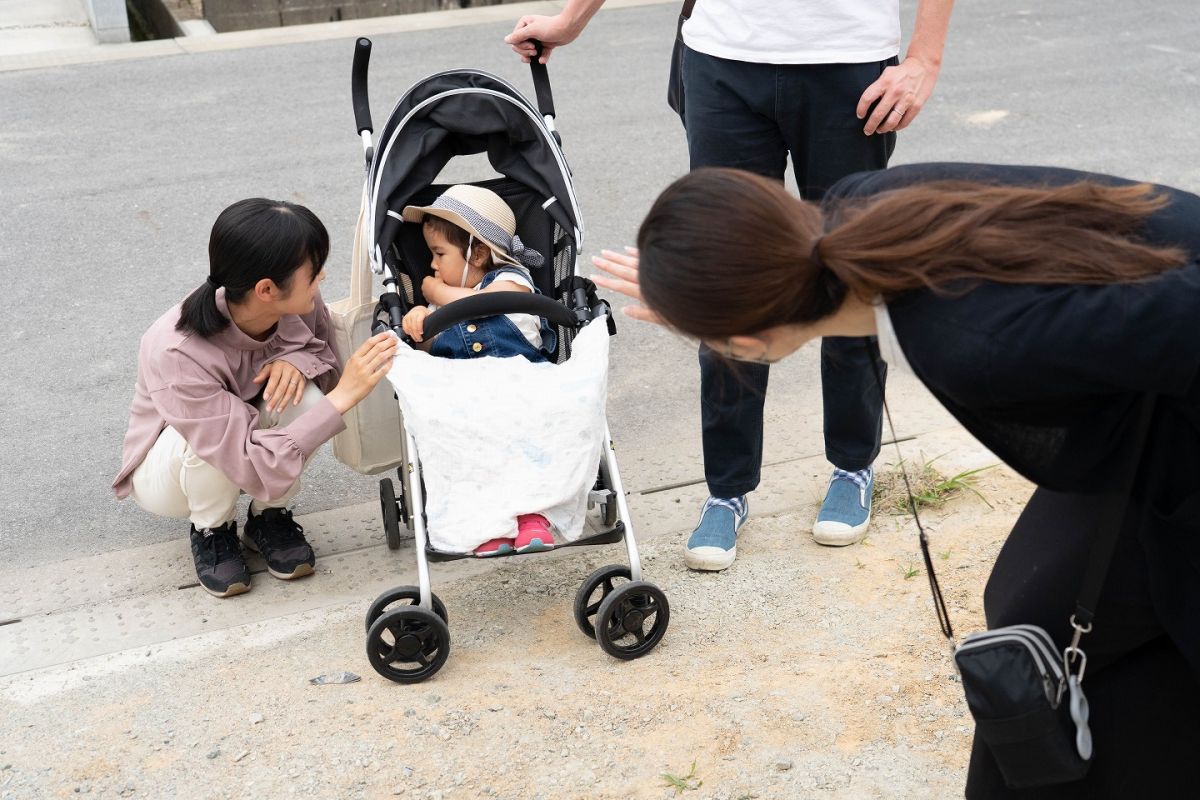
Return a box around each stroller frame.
[349,38,670,683]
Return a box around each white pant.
[130,383,326,530]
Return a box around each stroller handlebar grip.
[529,40,557,124]
[421,292,578,341]
[352,38,373,135]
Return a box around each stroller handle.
[421,292,578,341]
[528,41,559,143]
[352,38,373,136]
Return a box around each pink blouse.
[112,288,345,502]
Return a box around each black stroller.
[349,39,669,683]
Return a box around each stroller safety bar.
[421,291,579,340]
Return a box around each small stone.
[775,759,793,771]
[440,733,451,742]
[582,710,594,722]
[234,750,250,763]
[249,713,264,725]
[207,748,220,759]
[542,709,556,720]
[488,705,503,712]
[560,748,569,757]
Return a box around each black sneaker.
[242,508,316,580]
[190,522,251,598]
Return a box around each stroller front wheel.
[366,607,451,683]
[365,585,448,632]
[573,564,632,639]
[595,581,670,661]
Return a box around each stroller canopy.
[367,70,583,273]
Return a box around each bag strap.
[680,0,697,18]
[866,344,954,640]
[1072,393,1156,630]
[350,185,374,307]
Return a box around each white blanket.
[385,320,610,554]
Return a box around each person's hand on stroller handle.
[591,247,664,325]
[327,331,398,414]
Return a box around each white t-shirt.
[682,0,901,65]
[873,301,913,376]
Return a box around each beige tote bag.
[328,191,405,474]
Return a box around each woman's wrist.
[326,385,355,415]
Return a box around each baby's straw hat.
[401,185,544,269]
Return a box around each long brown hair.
[636,168,1187,338]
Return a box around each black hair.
[176,198,330,337]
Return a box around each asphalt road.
[1,0,1197,570]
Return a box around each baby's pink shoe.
[515,514,554,553]
[474,536,515,557]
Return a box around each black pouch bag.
[955,625,1091,788]
[667,0,697,117]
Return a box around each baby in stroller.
[399,184,558,557]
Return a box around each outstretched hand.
[590,247,664,325]
[326,331,399,415]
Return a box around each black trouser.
[681,46,895,497]
[966,488,1200,798]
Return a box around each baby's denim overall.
[429,268,557,363]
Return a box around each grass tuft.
[873,454,997,514]
[661,760,702,795]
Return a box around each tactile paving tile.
[0,501,495,677]
[0,502,385,620]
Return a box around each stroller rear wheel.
[573,564,632,639]
[595,581,670,661]
[365,585,448,632]
[366,607,451,683]
[379,478,402,550]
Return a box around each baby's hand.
[421,274,445,300]
[402,306,431,342]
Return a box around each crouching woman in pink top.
[112,199,398,598]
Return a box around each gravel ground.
[0,465,1030,800]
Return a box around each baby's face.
[424,226,469,284]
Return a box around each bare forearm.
[559,0,607,36]
[906,0,954,68]
[426,282,476,305]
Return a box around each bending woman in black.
[593,163,1200,798]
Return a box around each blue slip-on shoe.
[684,496,748,571]
[812,467,874,546]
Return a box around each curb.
[0,0,674,74]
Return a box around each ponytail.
[177,279,230,338]
[822,180,1188,300]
